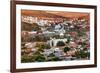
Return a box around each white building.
[21,15,48,26]
[48,38,67,47]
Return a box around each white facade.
[48,38,67,47]
[21,15,48,26]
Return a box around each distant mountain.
[46,11,89,19]
[21,10,67,19]
[21,10,89,19]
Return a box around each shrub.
[75,50,90,59]
[63,47,70,53]
[78,31,86,36]
[34,54,45,62]
[36,43,51,51]
[48,57,61,61]
[21,55,33,63]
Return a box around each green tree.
[34,54,46,62]
[63,47,70,53]
[75,50,89,59]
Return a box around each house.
[48,38,67,47]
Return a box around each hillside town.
[21,10,90,63]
